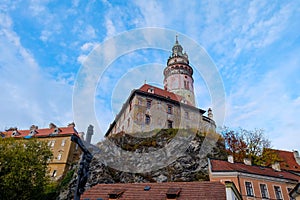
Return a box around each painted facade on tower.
[105,38,216,137]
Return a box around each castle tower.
[163,36,195,106]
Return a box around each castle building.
[105,37,215,137]
[2,123,82,180]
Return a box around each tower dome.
[163,36,195,106]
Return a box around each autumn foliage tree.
[221,127,279,165]
[0,138,53,200]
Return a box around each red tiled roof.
[2,126,79,138]
[273,149,300,172]
[210,159,300,181]
[138,84,193,106]
[81,181,227,200]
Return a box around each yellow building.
[2,123,82,180]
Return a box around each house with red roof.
[271,149,300,175]
[105,38,215,137]
[1,123,82,180]
[209,157,300,200]
[81,181,242,200]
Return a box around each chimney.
[208,108,213,119]
[228,155,234,163]
[272,162,281,171]
[30,125,38,130]
[49,123,56,129]
[293,150,300,165]
[68,122,75,128]
[243,158,252,165]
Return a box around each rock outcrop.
[60,129,227,200]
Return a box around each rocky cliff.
[60,129,227,199]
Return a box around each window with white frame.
[245,181,254,197]
[57,153,62,160]
[48,140,55,147]
[260,184,269,199]
[51,170,57,177]
[274,186,283,200]
[61,139,66,147]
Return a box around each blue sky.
[0,0,299,150]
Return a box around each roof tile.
[2,126,79,138]
[81,181,227,200]
[210,159,300,181]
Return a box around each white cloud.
[0,13,73,130]
[224,48,300,150]
[134,1,165,27]
[80,42,99,52]
[105,18,116,38]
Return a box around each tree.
[0,138,53,200]
[221,127,279,165]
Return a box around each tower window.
[167,105,173,114]
[145,115,151,125]
[167,120,173,128]
[184,81,189,90]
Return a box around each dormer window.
[51,127,61,136]
[166,187,181,199]
[181,99,187,104]
[12,130,20,137]
[147,87,154,94]
[28,129,37,136]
